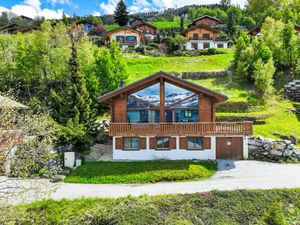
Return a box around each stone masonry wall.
[248,136,300,162]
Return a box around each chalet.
[129,18,157,40]
[97,71,252,160]
[249,23,300,37]
[182,15,230,50]
[104,26,145,49]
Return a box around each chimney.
[120,78,124,88]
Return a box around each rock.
[50,174,66,183]
[284,140,292,145]
[283,149,293,157]
[257,136,264,140]
[290,135,297,144]
[65,144,73,151]
[293,149,300,155]
[274,142,286,151]
[270,150,283,156]
[248,145,263,152]
[262,151,269,156]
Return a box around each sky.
[0,0,247,20]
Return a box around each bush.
[174,49,226,57]
[216,100,266,113]
[261,202,288,225]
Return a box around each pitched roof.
[0,96,29,109]
[97,71,227,103]
[193,15,220,23]
[131,22,157,30]
[105,25,144,36]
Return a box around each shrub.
[261,202,288,225]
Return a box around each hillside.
[124,50,300,142]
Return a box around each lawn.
[125,51,234,83]
[64,161,216,184]
[3,189,300,224]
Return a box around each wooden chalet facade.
[129,18,157,41]
[182,15,230,50]
[97,71,252,160]
[104,26,145,49]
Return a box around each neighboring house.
[129,18,157,41]
[249,23,300,37]
[97,71,252,160]
[104,26,145,49]
[182,15,230,50]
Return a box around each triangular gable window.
[127,83,160,108]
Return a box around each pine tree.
[113,0,129,26]
[51,29,96,149]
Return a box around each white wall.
[184,41,229,50]
[113,136,216,160]
[113,135,249,161]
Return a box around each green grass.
[125,52,234,83]
[151,21,189,29]
[3,189,300,224]
[106,24,119,31]
[64,161,216,184]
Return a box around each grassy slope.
[124,50,300,141]
[64,161,216,184]
[125,52,234,83]
[4,189,300,224]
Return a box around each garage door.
[216,137,243,159]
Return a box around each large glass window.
[127,110,159,123]
[165,82,195,106]
[124,137,139,149]
[175,110,198,122]
[127,83,160,108]
[187,137,203,149]
[157,137,170,149]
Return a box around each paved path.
[52,160,300,200]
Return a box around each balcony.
[117,40,137,45]
[189,37,213,41]
[109,122,253,136]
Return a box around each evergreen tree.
[180,15,184,32]
[113,0,129,26]
[51,29,95,149]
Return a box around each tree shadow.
[292,103,300,122]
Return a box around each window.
[157,137,170,149]
[184,110,192,118]
[175,110,198,122]
[193,33,199,40]
[126,36,137,41]
[116,36,124,42]
[187,137,203,149]
[217,43,224,48]
[203,43,210,49]
[164,82,195,106]
[127,83,160,108]
[127,110,159,123]
[124,137,139,149]
[202,33,210,39]
[192,43,198,50]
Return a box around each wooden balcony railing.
[189,37,213,41]
[109,122,253,136]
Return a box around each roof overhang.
[97,71,228,104]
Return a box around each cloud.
[5,0,68,19]
[128,0,153,13]
[46,0,71,6]
[100,0,119,15]
[92,10,101,16]
[0,6,9,13]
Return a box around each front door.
[216,137,243,159]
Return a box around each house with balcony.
[104,26,145,49]
[182,15,230,50]
[129,18,157,41]
[97,71,252,160]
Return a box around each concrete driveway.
[51,160,300,200]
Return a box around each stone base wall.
[84,144,113,161]
[284,80,300,102]
[248,136,300,162]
